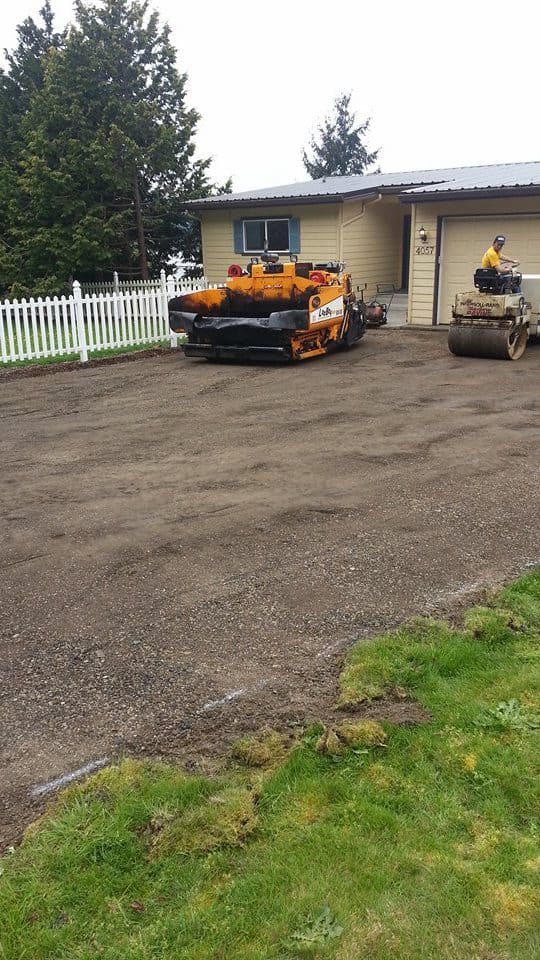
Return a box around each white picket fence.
[0,270,214,365]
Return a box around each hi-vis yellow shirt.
[482,246,501,268]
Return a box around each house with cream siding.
[187,162,540,326]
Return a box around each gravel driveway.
[1,330,539,846]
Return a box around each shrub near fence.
[79,274,204,297]
[0,271,212,365]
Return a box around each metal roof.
[189,162,540,209]
[403,162,540,196]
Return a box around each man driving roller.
[482,235,520,274]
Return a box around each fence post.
[72,280,88,363]
[161,269,175,349]
[114,271,126,338]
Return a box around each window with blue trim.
[243,218,290,253]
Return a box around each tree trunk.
[133,170,149,280]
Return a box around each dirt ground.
[1,330,539,847]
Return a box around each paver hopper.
[168,256,366,362]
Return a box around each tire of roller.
[447,324,528,361]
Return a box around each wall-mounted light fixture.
[419,225,428,243]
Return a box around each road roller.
[168,255,366,362]
[448,268,539,360]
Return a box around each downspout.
[340,192,383,292]
[339,193,382,280]
[407,204,416,325]
[341,192,383,230]
[338,203,344,262]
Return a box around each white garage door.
[437,215,540,323]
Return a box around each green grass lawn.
[1,574,539,959]
[1,313,183,367]
[0,338,173,368]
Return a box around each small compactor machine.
[449,268,539,360]
[168,256,366,362]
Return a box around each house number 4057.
[415,245,435,255]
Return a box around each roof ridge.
[322,161,540,180]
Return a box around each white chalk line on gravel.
[31,758,110,798]
[196,688,249,713]
[196,679,269,715]
[29,681,272,798]
[425,558,539,611]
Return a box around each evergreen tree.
[0,2,62,294]
[302,93,379,179]
[5,0,223,294]
[3,1,59,117]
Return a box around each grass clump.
[464,605,526,644]
[148,784,258,858]
[315,721,387,756]
[315,727,343,756]
[335,720,387,748]
[231,729,289,767]
[1,570,539,960]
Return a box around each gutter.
[186,189,382,213]
[186,180,453,213]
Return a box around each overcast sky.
[2,0,539,192]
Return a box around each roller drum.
[448,323,528,361]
